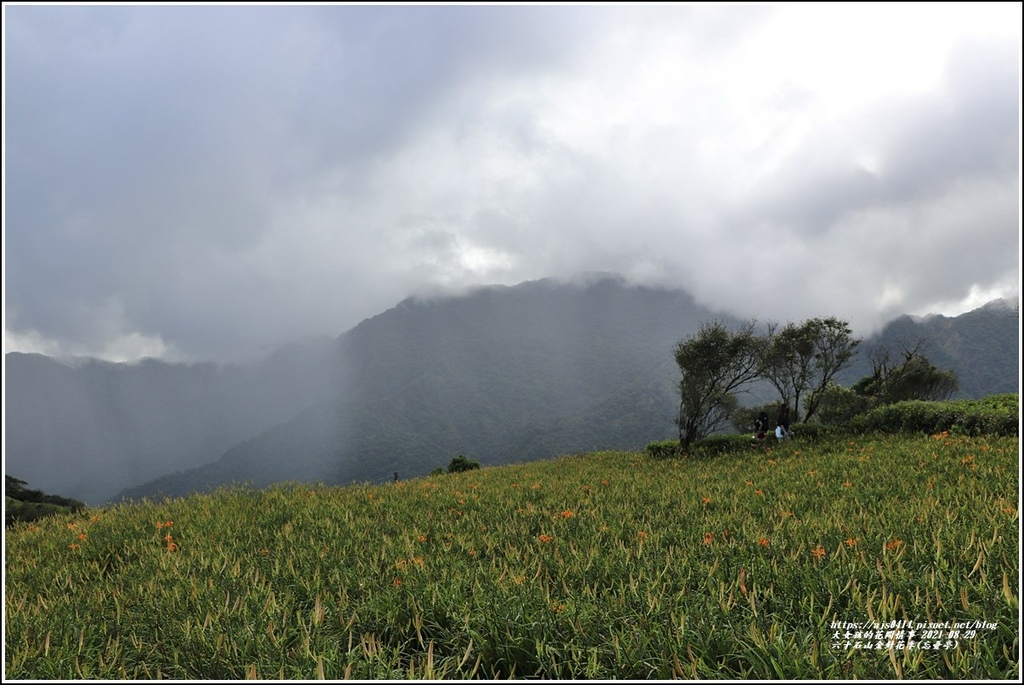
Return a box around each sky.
[3,3,1021,364]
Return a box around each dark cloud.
[4,4,1019,362]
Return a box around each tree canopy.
[852,340,958,404]
[672,316,864,451]
[759,317,860,422]
[673,320,763,450]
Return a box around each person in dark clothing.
[754,411,770,440]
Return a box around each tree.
[673,320,763,451]
[760,317,860,423]
[852,340,958,403]
[5,475,29,498]
[445,455,480,473]
[814,382,873,425]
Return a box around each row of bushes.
[848,394,1019,437]
[646,394,1019,459]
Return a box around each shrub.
[788,422,844,442]
[814,383,873,425]
[691,434,763,458]
[644,439,682,460]
[446,455,481,473]
[849,394,1018,437]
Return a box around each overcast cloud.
[3,3,1020,363]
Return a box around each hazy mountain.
[5,276,1018,505]
[113,276,720,501]
[3,339,346,505]
[836,297,1020,397]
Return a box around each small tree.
[814,382,872,425]
[853,340,958,404]
[446,455,480,473]
[760,317,860,423]
[5,475,29,498]
[674,320,763,451]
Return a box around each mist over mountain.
[3,340,346,505]
[4,276,1018,506]
[111,276,716,502]
[839,298,1020,399]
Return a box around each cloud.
[3,4,1020,362]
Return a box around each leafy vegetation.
[672,316,861,450]
[760,317,861,423]
[658,395,1017,460]
[849,394,1019,438]
[851,340,958,404]
[431,455,482,475]
[671,315,991,452]
[5,428,1018,679]
[5,476,85,526]
[673,320,762,451]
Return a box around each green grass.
[4,433,1019,679]
[5,496,78,527]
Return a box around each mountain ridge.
[4,275,1018,505]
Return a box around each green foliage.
[787,422,843,442]
[673,320,762,450]
[689,433,760,457]
[814,383,873,426]
[446,455,481,473]
[5,476,85,526]
[644,439,682,459]
[5,497,78,527]
[5,437,1018,679]
[852,343,958,404]
[760,318,861,423]
[849,394,1019,437]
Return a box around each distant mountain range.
[4,275,1018,505]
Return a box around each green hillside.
[5,432,1018,679]
[7,279,1016,507]
[114,282,1019,505]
